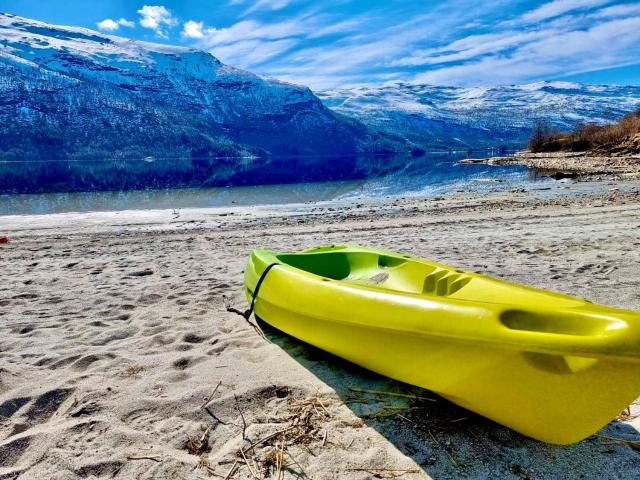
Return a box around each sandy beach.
[2,179,640,479]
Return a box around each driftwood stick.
[205,406,227,425]
[242,426,297,454]
[223,460,238,480]
[126,455,162,462]
[234,393,248,440]
[240,449,259,479]
[349,387,437,402]
[201,380,223,409]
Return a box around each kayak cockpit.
[276,250,472,296]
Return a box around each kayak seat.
[276,251,473,296]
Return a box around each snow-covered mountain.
[0,13,398,160]
[318,82,640,149]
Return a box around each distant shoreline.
[460,151,640,177]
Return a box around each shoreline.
[3,173,640,234]
[2,178,640,478]
[461,151,640,176]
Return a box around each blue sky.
[2,0,640,89]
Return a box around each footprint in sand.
[137,293,163,305]
[121,408,161,430]
[48,354,83,369]
[172,356,207,370]
[146,334,176,347]
[89,327,138,346]
[0,396,31,418]
[182,333,207,344]
[76,461,124,478]
[24,388,74,424]
[0,435,32,467]
[175,343,194,352]
[71,353,117,372]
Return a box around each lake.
[0,151,550,215]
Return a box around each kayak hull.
[244,245,640,444]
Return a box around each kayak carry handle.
[499,309,627,337]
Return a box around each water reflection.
[0,151,546,215]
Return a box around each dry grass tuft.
[528,110,640,154]
[121,365,144,377]
[185,426,211,456]
[219,395,334,479]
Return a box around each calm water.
[0,151,547,216]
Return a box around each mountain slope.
[0,13,398,160]
[318,82,640,149]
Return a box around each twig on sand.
[222,295,247,318]
[428,430,458,468]
[286,449,309,479]
[201,380,223,409]
[347,467,420,478]
[348,387,437,402]
[201,379,227,425]
[234,393,248,440]
[222,294,271,342]
[240,448,259,479]
[597,434,640,451]
[273,440,286,480]
[243,426,297,454]
[223,460,239,480]
[126,455,162,462]
[450,417,468,423]
[205,406,227,425]
[616,405,640,422]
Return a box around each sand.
[1,179,640,479]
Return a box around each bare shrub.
[528,110,640,153]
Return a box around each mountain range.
[1,13,640,161]
[0,13,400,161]
[319,82,640,149]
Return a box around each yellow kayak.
[244,245,640,444]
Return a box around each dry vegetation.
[529,110,640,154]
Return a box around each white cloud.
[212,38,297,66]
[96,18,135,32]
[96,19,119,31]
[521,0,613,22]
[245,0,292,14]
[118,18,135,28]
[307,18,363,39]
[198,19,306,46]
[231,0,293,16]
[178,0,638,89]
[589,3,640,19]
[391,30,551,67]
[189,18,304,65]
[137,5,178,37]
[182,20,204,39]
[411,16,640,86]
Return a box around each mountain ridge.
[3,13,640,162]
[318,81,640,149]
[0,12,401,161]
